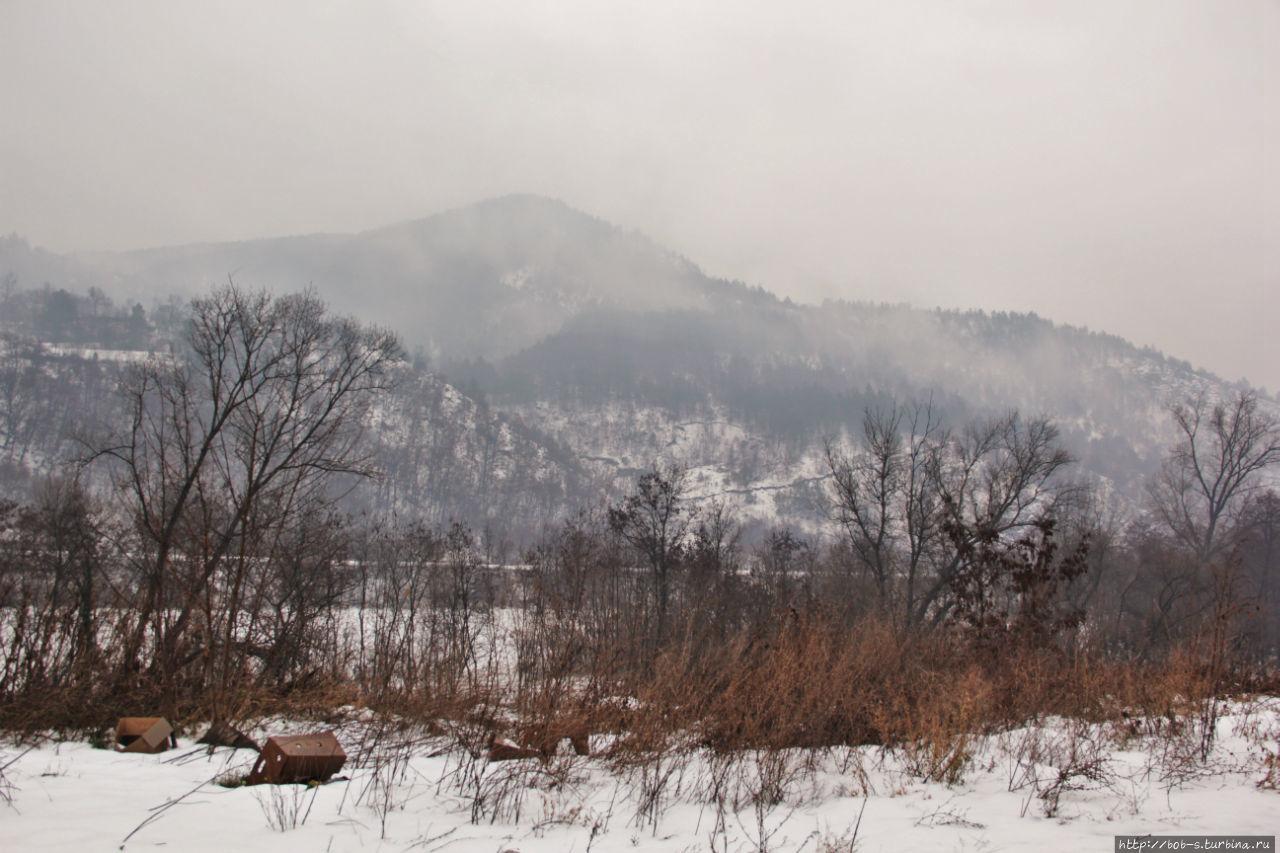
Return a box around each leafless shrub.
[914,797,985,829]
[999,724,1048,794]
[995,718,1117,819]
[806,807,865,853]
[1258,745,1280,791]
[1034,721,1115,818]
[740,749,807,853]
[0,746,34,806]
[255,782,318,832]
[349,726,424,839]
[608,734,694,835]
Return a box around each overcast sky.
[1,1,1276,390]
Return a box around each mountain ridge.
[1,195,1271,537]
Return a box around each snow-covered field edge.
[2,698,1277,852]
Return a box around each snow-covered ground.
[3,701,1277,851]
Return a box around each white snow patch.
[4,701,1277,851]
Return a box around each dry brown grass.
[1,524,1268,802]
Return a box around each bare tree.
[0,475,104,690]
[1237,490,1280,654]
[608,463,693,646]
[825,399,947,614]
[0,348,37,466]
[827,403,1076,624]
[1148,390,1280,562]
[93,284,401,707]
[920,410,1077,623]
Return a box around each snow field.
[2,700,1277,852]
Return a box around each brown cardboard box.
[115,717,173,754]
[247,732,346,785]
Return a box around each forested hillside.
[4,196,1270,538]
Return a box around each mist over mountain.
[67,195,710,362]
[1,196,1270,537]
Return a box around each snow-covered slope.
[3,196,1275,537]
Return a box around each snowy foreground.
[2,703,1277,852]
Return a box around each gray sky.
[2,1,1276,390]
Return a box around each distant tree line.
[0,284,1277,736]
[0,280,166,351]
